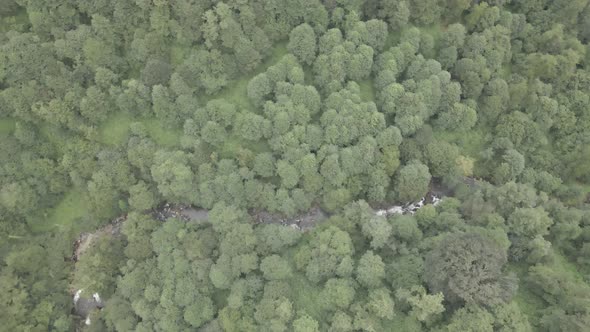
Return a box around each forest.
[1,0,590,331]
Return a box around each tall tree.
[394,161,431,202]
[424,232,517,307]
[288,23,317,65]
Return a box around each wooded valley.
[1,0,590,331]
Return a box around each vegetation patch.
[1,1,590,331]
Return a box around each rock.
[432,195,442,206]
[73,290,103,325]
[387,206,404,215]
[373,194,444,218]
[74,289,82,304]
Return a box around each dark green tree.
[425,232,517,307]
[288,23,317,65]
[394,161,431,202]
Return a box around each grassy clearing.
[142,118,182,147]
[30,190,92,234]
[170,44,191,67]
[507,262,546,321]
[384,30,401,50]
[99,113,133,145]
[513,282,546,321]
[303,66,314,86]
[288,273,326,321]
[207,77,253,111]
[0,118,16,137]
[39,123,73,155]
[101,43,288,148]
[0,7,29,33]
[220,135,271,159]
[99,113,182,147]
[551,250,585,282]
[258,42,289,75]
[384,25,445,50]
[34,43,289,241]
[204,42,288,113]
[433,128,488,158]
[281,235,327,322]
[575,182,590,197]
[501,63,513,79]
[420,24,443,41]
[509,249,586,322]
[359,79,376,102]
[383,314,422,331]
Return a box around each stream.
[71,187,449,325]
[150,191,445,231]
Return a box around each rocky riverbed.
[374,192,442,217]
[252,207,328,231]
[70,183,451,327]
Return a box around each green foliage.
[151,150,195,203]
[288,23,317,65]
[260,255,292,280]
[128,181,156,211]
[396,286,445,323]
[321,278,356,310]
[436,102,477,132]
[300,226,354,283]
[293,313,320,332]
[444,305,495,332]
[356,251,386,288]
[366,287,395,319]
[32,189,93,233]
[425,232,517,307]
[507,207,553,239]
[3,1,590,330]
[72,236,124,296]
[277,160,300,189]
[390,215,423,245]
[394,161,431,202]
[361,216,392,249]
[425,141,460,178]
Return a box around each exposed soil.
[71,215,125,262]
[71,217,124,329]
[71,204,207,264]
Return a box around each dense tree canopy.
[1,0,590,331]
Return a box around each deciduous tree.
[424,232,516,307]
